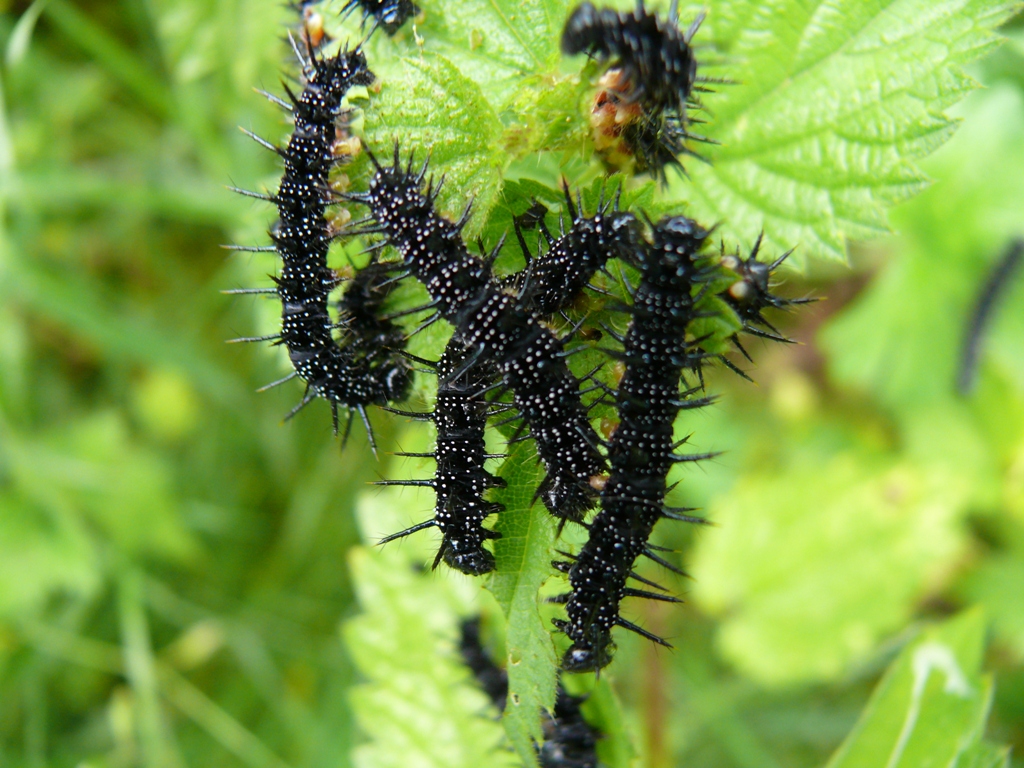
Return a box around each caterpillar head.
[561,639,614,672]
[642,215,710,285]
[443,547,496,576]
[720,235,808,335]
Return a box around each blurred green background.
[1,1,1023,767]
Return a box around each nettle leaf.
[487,441,559,768]
[821,85,1024,412]
[825,609,1005,768]
[670,0,1018,265]
[506,72,593,154]
[344,550,517,768]
[415,0,566,105]
[344,489,520,768]
[333,0,1013,265]
[361,52,507,239]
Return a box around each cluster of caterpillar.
[366,182,643,575]
[349,148,616,526]
[346,148,802,629]
[226,0,808,673]
[460,617,601,768]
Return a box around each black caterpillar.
[959,238,1024,394]
[336,260,408,353]
[228,42,411,450]
[459,618,601,768]
[341,0,419,35]
[349,148,607,522]
[562,0,698,115]
[555,216,713,671]
[379,334,505,575]
[502,186,638,318]
[719,235,812,361]
[562,0,715,178]
[554,222,802,670]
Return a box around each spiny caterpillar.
[502,185,638,318]
[227,41,410,450]
[341,0,419,35]
[718,235,813,362]
[378,334,505,576]
[554,215,713,671]
[561,0,717,179]
[335,261,408,355]
[348,147,607,522]
[554,221,802,670]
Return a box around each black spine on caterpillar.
[561,0,714,179]
[554,216,712,672]
[349,148,607,521]
[236,44,412,447]
[502,185,639,318]
[623,109,695,179]
[459,618,601,768]
[380,334,505,576]
[341,0,419,36]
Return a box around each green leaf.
[414,0,567,105]
[344,543,519,768]
[817,85,1024,521]
[362,52,507,239]
[487,440,559,768]
[691,448,965,685]
[960,524,1024,660]
[955,741,1012,768]
[671,0,1018,264]
[4,413,196,564]
[344,442,523,766]
[0,495,100,618]
[825,609,1003,768]
[506,73,592,154]
[820,84,1024,411]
